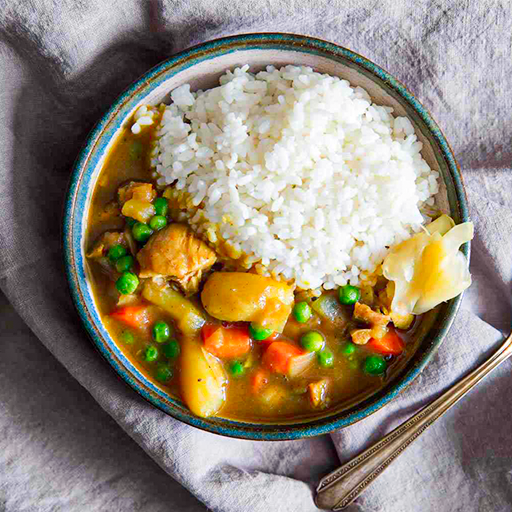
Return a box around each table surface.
[0,289,208,512]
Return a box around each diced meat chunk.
[137,224,216,294]
[353,302,390,340]
[354,302,389,326]
[351,328,373,345]
[308,379,329,408]
[118,181,156,205]
[87,231,125,259]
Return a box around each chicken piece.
[350,328,373,345]
[137,224,216,294]
[87,231,125,259]
[118,181,156,205]
[353,302,390,341]
[308,379,329,408]
[354,302,390,326]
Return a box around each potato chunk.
[201,272,294,333]
[118,181,156,205]
[351,328,373,345]
[121,199,155,223]
[180,336,226,418]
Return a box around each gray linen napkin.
[1,1,512,511]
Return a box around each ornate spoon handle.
[315,332,512,510]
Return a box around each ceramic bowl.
[63,33,469,440]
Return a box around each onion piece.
[287,351,316,378]
[311,294,350,328]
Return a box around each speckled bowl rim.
[63,33,470,441]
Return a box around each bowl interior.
[65,34,469,440]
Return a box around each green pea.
[115,272,139,295]
[125,217,137,227]
[318,349,334,368]
[293,301,312,323]
[132,222,153,243]
[154,197,169,217]
[341,342,356,356]
[364,355,387,375]
[152,321,171,343]
[155,363,173,382]
[149,215,167,231]
[249,323,273,341]
[143,345,159,362]
[300,331,325,352]
[108,244,127,262]
[230,361,245,377]
[115,255,134,273]
[121,331,134,345]
[163,339,180,359]
[338,285,361,305]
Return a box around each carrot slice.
[262,341,304,374]
[367,329,405,355]
[201,323,220,343]
[110,305,150,330]
[202,323,252,359]
[251,369,269,394]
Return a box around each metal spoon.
[315,330,512,510]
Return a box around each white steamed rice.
[141,64,439,290]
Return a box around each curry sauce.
[86,126,420,422]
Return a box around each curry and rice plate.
[86,65,472,420]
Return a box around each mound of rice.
[147,65,439,290]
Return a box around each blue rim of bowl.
[63,33,469,440]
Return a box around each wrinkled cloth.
[1,1,512,511]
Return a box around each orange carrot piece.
[202,323,252,359]
[251,369,269,393]
[110,305,150,330]
[367,329,405,355]
[262,341,304,374]
[201,323,220,343]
